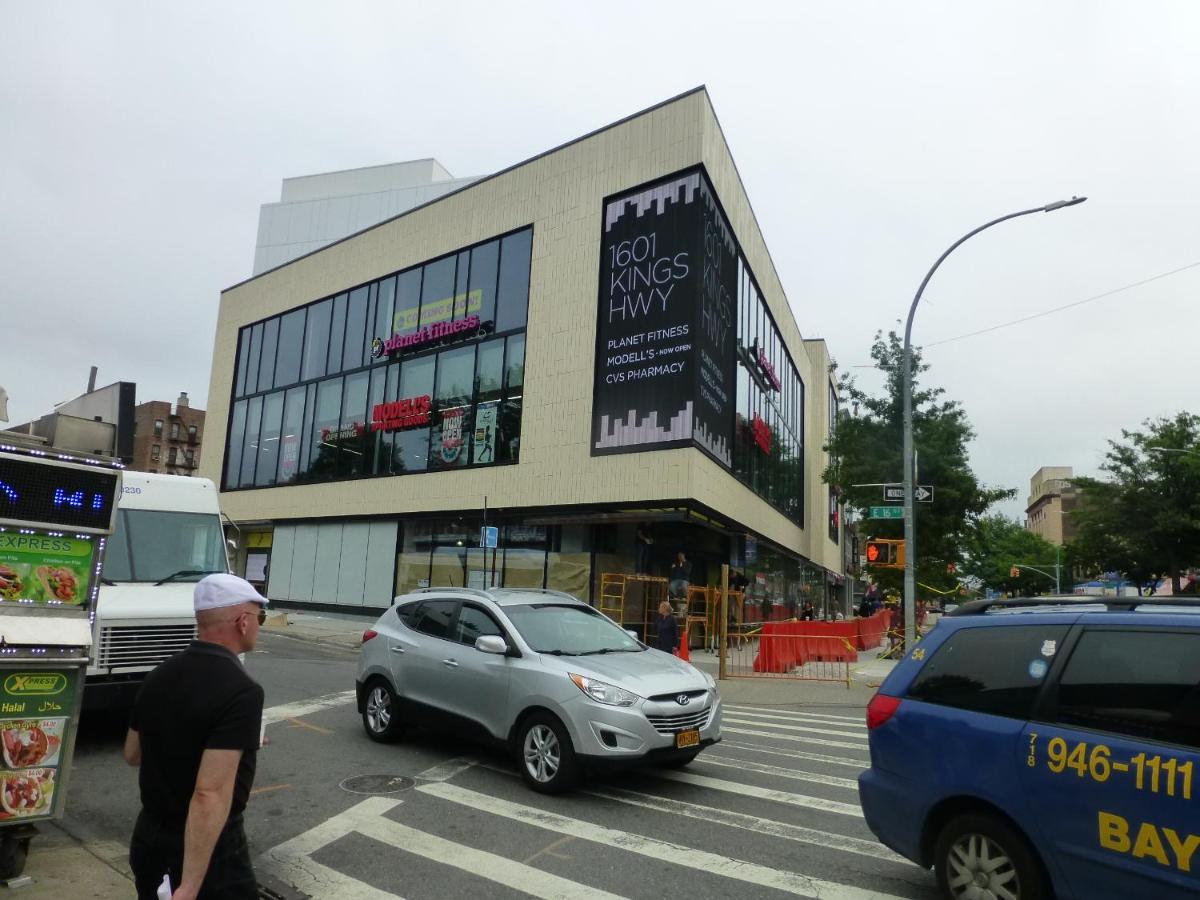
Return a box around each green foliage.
[823,330,1013,596]
[1067,412,1200,593]
[964,514,1062,595]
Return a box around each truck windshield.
[101,510,226,583]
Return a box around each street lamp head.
[1042,196,1087,212]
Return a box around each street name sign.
[883,484,934,502]
[869,506,905,519]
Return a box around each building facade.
[1026,465,1078,546]
[129,392,206,476]
[203,88,847,618]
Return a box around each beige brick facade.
[203,89,845,584]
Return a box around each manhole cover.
[338,774,416,795]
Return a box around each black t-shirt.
[131,641,264,828]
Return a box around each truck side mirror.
[226,538,238,553]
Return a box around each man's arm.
[173,748,242,900]
[122,728,141,767]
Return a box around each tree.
[963,514,1062,596]
[1067,412,1200,593]
[824,330,1012,596]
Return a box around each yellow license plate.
[676,729,700,749]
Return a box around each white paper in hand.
[156,873,172,900]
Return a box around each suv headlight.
[569,673,640,707]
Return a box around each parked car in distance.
[859,596,1200,900]
[356,587,722,793]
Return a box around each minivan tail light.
[866,693,902,730]
[362,629,379,644]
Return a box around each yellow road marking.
[287,716,333,734]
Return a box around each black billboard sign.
[592,170,736,465]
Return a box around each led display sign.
[0,453,120,534]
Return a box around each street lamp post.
[902,197,1086,648]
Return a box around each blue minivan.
[859,597,1200,900]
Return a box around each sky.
[2,1,1196,521]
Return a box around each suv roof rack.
[491,588,580,601]
[407,586,496,601]
[948,596,1200,616]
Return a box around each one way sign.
[883,484,934,503]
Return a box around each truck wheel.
[934,812,1048,900]
[361,678,404,743]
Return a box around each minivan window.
[411,600,456,639]
[907,625,1069,719]
[1053,629,1200,749]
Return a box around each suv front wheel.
[516,712,579,794]
[934,812,1048,900]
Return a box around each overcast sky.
[3,2,1196,520]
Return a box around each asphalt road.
[64,632,936,899]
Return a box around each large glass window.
[1054,630,1200,748]
[224,228,531,489]
[496,230,532,333]
[275,309,306,387]
[101,510,225,583]
[277,386,306,484]
[257,317,279,392]
[301,299,332,381]
[343,286,370,372]
[255,391,285,486]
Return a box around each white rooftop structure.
[252,158,480,275]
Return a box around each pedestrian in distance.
[124,574,269,900]
[655,600,679,654]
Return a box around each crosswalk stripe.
[354,805,626,899]
[725,726,869,753]
[655,770,862,817]
[262,690,357,725]
[696,756,860,790]
[258,798,402,899]
[420,782,910,900]
[724,716,868,740]
[586,784,916,869]
[725,705,866,724]
[717,742,867,770]
[725,708,868,729]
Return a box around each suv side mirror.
[475,635,508,655]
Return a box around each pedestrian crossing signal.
[865,539,904,568]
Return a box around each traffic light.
[865,539,905,568]
[1010,566,1021,578]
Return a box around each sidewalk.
[3,821,132,897]
[262,609,898,707]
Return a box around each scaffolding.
[598,574,669,638]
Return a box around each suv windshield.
[505,604,643,655]
[101,510,226,583]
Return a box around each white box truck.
[85,471,230,710]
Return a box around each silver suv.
[355,587,722,793]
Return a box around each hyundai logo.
[675,694,691,706]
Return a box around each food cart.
[0,443,121,879]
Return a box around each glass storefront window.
[373,276,396,361]
[326,293,347,375]
[244,323,263,396]
[392,355,434,473]
[297,383,316,481]
[256,391,284,486]
[225,400,247,487]
[419,256,456,329]
[395,522,432,595]
[475,339,504,402]
[278,386,306,485]
[343,286,369,372]
[467,240,499,325]
[302,299,332,381]
[308,377,342,480]
[234,332,250,398]
[394,269,421,338]
[496,230,532,333]
[275,309,305,387]
[430,345,475,471]
[239,396,263,488]
[258,317,279,392]
[339,371,369,477]
[453,250,470,319]
[505,334,525,394]
[366,367,387,475]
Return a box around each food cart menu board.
[0,534,95,607]
[0,669,77,822]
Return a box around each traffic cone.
[677,624,691,663]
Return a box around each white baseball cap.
[193,573,268,613]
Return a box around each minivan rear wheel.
[934,812,1048,900]
[361,678,404,743]
[516,712,579,794]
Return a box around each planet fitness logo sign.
[371,316,492,358]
